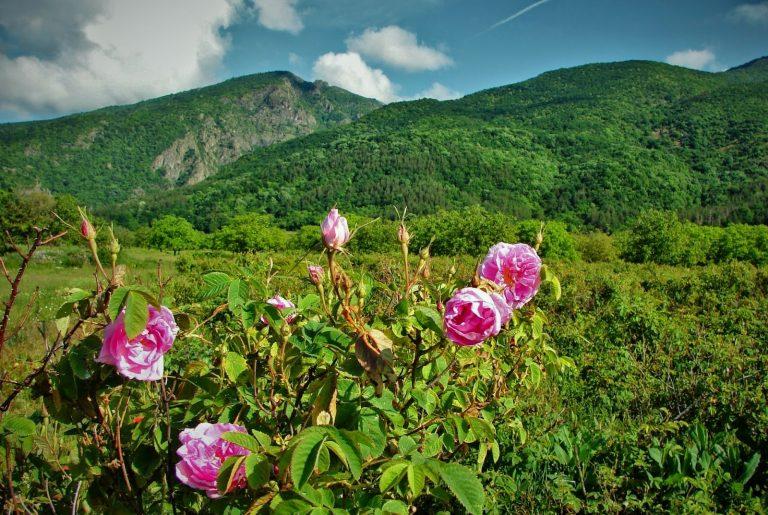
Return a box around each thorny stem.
[160,379,177,515]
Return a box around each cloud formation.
[411,82,462,101]
[665,49,716,70]
[729,2,768,24]
[252,0,304,34]
[313,51,399,102]
[0,0,246,118]
[346,26,452,72]
[312,52,460,103]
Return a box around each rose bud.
[321,208,350,251]
[307,265,324,285]
[398,224,410,245]
[80,218,95,240]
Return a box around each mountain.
[0,72,381,205]
[114,58,768,231]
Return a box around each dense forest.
[2,57,767,231]
[103,57,768,231]
[0,73,380,205]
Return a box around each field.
[2,243,766,513]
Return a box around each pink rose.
[97,305,178,381]
[262,294,296,325]
[321,208,350,250]
[307,264,324,285]
[477,243,542,310]
[175,423,250,498]
[443,287,510,346]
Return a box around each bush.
[210,213,290,252]
[410,206,517,255]
[575,231,617,262]
[516,220,579,260]
[148,215,203,253]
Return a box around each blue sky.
[0,0,766,122]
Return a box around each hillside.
[111,58,768,231]
[0,72,381,205]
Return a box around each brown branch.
[0,318,83,414]
[0,228,67,357]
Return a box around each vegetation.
[102,58,768,231]
[1,209,766,513]
[0,72,380,206]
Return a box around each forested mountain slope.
[115,58,768,230]
[0,72,381,205]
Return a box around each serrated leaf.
[549,275,562,300]
[526,360,542,389]
[290,429,327,489]
[325,428,363,480]
[203,272,231,299]
[1,415,35,437]
[108,287,130,321]
[222,431,262,453]
[217,455,247,496]
[224,352,249,384]
[124,291,149,339]
[228,279,248,312]
[382,499,409,514]
[407,464,426,498]
[245,454,271,490]
[379,460,409,493]
[435,462,485,515]
[414,306,443,335]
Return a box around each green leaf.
[379,460,409,493]
[124,291,149,339]
[526,360,542,389]
[739,453,760,485]
[273,499,312,515]
[549,275,562,300]
[228,279,248,311]
[435,462,485,515]
[245,454,271,490]
[324,428,362,480]
[217,455,247,496]
[108,287,130,320]
[221,431,262,453]
[407,463,426,498]
[414,306,443,335]
[291,429,327,489]
[382,499,409,515]
[203,271,231,299]
[224,352,249,383]
[1,415,35,437]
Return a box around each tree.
[148,215,201,254]
[620,210,685,265]
[210,213,288,252]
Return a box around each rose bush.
[0,207,569,514]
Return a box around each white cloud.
[730,2,768,24]
[313,51,399,103]
[410,82,462,100]
[346,26,452,72]
[252,0,303,34]
[0,0,245,118]
[288,52,303,66]
[665,49,716,71]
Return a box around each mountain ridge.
[112,57,767,230]
[0,71,381,204]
